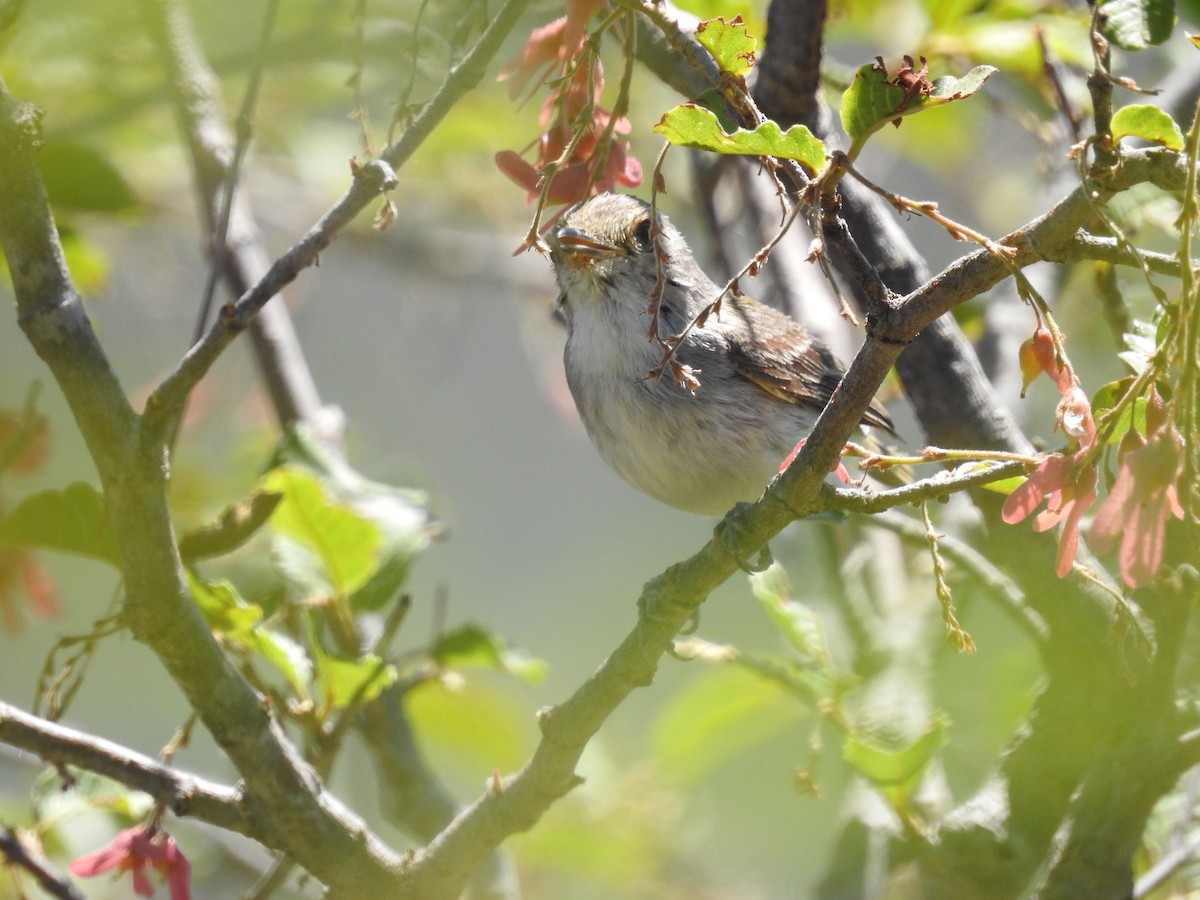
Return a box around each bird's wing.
[725,303,896,435]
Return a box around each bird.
[548,192,894,517]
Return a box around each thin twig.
[192,0,281,345]
[0,701,249,834]
[0,826,85,900]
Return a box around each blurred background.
[1,0,1196,897]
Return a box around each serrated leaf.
[651,666,806,786]
[841,64,907,145]
[843,716,948,804]
[694,15,757,77]
[262,465,382,597]
[0,482,118,564]
[654,104,826,172]
[1111,104,1185,149]
[1098,0,1175,49]
[841,62,996,160]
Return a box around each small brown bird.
[549,193,893,516]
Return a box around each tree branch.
[1,76,405,896]
[0,702,248,835]
[143,0,340,440]
[0,825,85,900]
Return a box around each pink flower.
[70,825,191,900]
[1090,427,1185,588]
[1003,455,1098,578]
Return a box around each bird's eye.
[631,215,653,251]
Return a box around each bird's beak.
[555,226,622,259]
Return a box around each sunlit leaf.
[262,465,382,597]
[978,475,1028,495]
[1093,379,1148,445]
[1098,0,1175,49]
[271,427,437,611]
[1110,104,1185,149]
[185,572,311,696]
[186,573,263,635]
[694,15,757,77]
[0,483,118,564]
[654,104,826,172]
[59,229,112,296]
[405,675,536,778]
[316,651,396,711]
[841,61,996,160]
[246,628,312,699]
[843,715,948,807]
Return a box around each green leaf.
[59,229,113,296]
[843,716,948,808]
[978,475,1028,496]
[178,489,283,561]
[841,61,996,160]
[1117,319,1157,374]
[1092,379,1148,445]
[1110,104,1185,149]
[186,572,312,697]
[405,674,536,778]
[186,573,263,635]
[0,482,118,564]
[692,88,740,133]
[262,465,382,597]
[315,651,396,711]
[841,63,907,145]
[432,623,548,684]
[39,141,138,214]
[694,15,757,77]
[651,666,806,786]
[246,629,312,698]
[1098,0,1175,49]
[271,426,437,611]
[654,104,826,172]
